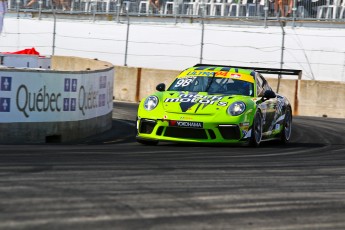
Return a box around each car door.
[256,74,278,135]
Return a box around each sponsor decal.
[14,75,112,118]
[184,71,214,77]
[99,94,106,107]
[0,70,114,122]
[1,77,12,91]
[217,101,228,107]
[63,97,77,111]
[99,76,107,89]
[169,120,203,128]
[71,79,78,92]
[63,98,70,111]
[215,71,228,77]
[71,98,77,111]
[64,78,78,92]
[16,85,62,117]
[174,77,196,88]
[230,74,241,79]
[0,77,12,113]
[0,98,10,112]
[179,116,193,120]
[64,78,71,92]
[164,93,225,105]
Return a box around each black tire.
[280,107,292,144]
[249,111,263,147]
[136,138,158,146]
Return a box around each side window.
[256,74,264,97]
[262,77,272,92]
[264,84,272,92]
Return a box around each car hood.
[161,91,237,115]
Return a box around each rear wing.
[193,64,302,80]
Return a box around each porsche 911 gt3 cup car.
[136,64,301,146]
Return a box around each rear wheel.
[280,107,292,144]
[249,111,263,147]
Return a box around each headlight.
[144,96,159,111]
[227,101,246,116]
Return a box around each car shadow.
[76,119,137,145]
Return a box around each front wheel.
[249,111,263,147]
[280,107,292,144]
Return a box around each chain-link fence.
[1,15,345,82]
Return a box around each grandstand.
[5,0,345,21]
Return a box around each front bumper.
[136,118,251,144]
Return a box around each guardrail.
[6,0,345,22]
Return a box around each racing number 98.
[176,77,196,87]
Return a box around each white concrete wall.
[1,15,345,82]
[0,55,114,143]
[114,66,345,119]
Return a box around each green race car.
[136,64,300,146]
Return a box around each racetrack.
[1,101,345,229]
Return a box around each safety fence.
[6,0,345,21]
[1,16,345,82]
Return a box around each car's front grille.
[208,129,216,139]
[164,127,208,139]
[140,120,242,141]
[139,119,156,134]
[218,125,241,140]
[156,126,164,136]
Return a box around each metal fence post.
[292,0,297,27]
[92,2,96,22]
[38,0,43,20]
[124,14,130,66]
[200,20,205,64]
[116,0,121,23]
[16,0,20,19]
[52,4,57,56]
[277,19,285,93]
[200,2,205,64]
[174,0,179,24]
[264,0,268,28]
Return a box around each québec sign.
[0,70,114,122]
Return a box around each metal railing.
[2,0,345,82]
[6,0,345,22]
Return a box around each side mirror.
[156,83,166,92]
[262,90,276,100]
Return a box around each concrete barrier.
[114,66,345,119]
[52,56,113,71]
[0,56,114,144]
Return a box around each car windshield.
[167,76,254,96]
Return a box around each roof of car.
[192,64,302,78]
[178,65,256,83]
[191,65,255,75]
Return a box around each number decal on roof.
[175,77,196,87]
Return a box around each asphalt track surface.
[1,101,345,230]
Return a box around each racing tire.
[136,138,158,146]
[249,111,263,147]
[280,107,292,144]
